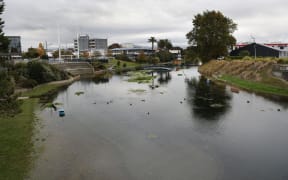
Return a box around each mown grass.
[106,59,140,68]
[0,98,38,180]
[0,80,71,179]
[21,83,62,98]
[220,75,288,97]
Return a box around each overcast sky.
[2,0,288,51]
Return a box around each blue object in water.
[58,108,65,117]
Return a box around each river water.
[30,67,288,180]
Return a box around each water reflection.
[186,76,231,120]
[92,74,111,84]
[157,72,171,84]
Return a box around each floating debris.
[178,74,183,76]
[278,109,281,112]
[75,91,84,96]
[155,85,159,88]
[180,101,183,104]
[147,133,158,139]
[210,103,224,108]
[129,89,147,94]
[247,100,250,103]
[45,103,57,111]
[160,92,164,95]
[141,99,146,102]
[230,87,240,93]
[147,112,150,115]
[130,103,132,106]
[54,102,63,106]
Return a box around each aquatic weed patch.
[127,71,155,83]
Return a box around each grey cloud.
[3,0,288,50]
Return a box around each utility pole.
[77,33,80,59]
[58,25,61,61]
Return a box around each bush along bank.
[198,59,288,97]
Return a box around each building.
[74,35,108,55]
[75,35,89,52]
[7,36,22,55]
[111,47,154,60]
[235,42,288,51]
[230,43,288,58]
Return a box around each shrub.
[242,56,253,60]
[21,79,38,88]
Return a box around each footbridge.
[143,66,173,72]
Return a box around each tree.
[37,42,46,58]
[157,39,172,50]
[0,0,9,53]
[0,70,14,99]
[186,10,237,63]
[53,49,72,58]
[23,47,39,59]
[136,51,147,63]
[108,43,121,49]
[155,50,174,62]
[148,37,157,50]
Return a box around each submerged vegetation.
[75,91,85,96]
[127,71,155,83]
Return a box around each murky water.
[30,67,288,180]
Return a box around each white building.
[74,35,108,55]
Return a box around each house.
[230,43,288,58]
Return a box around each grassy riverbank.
[21,83,63,98]
[0,79,73,179]
[219,75,288,97]
[0,98,38,180]
[199,59,288,97]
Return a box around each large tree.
[186,10,237,63]
[0,0,9,53]
[157,39,172,50]
[148,37,157,50]
[108,43,121,49]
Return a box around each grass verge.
[0,80,72,179]
[219,75,288,97]
[21,83,63,98]
[0,98,38,180]
[106,59,140,69]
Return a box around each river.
[30,67,288,180]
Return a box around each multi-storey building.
[7,36,22,55]
[74,35,108,55]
